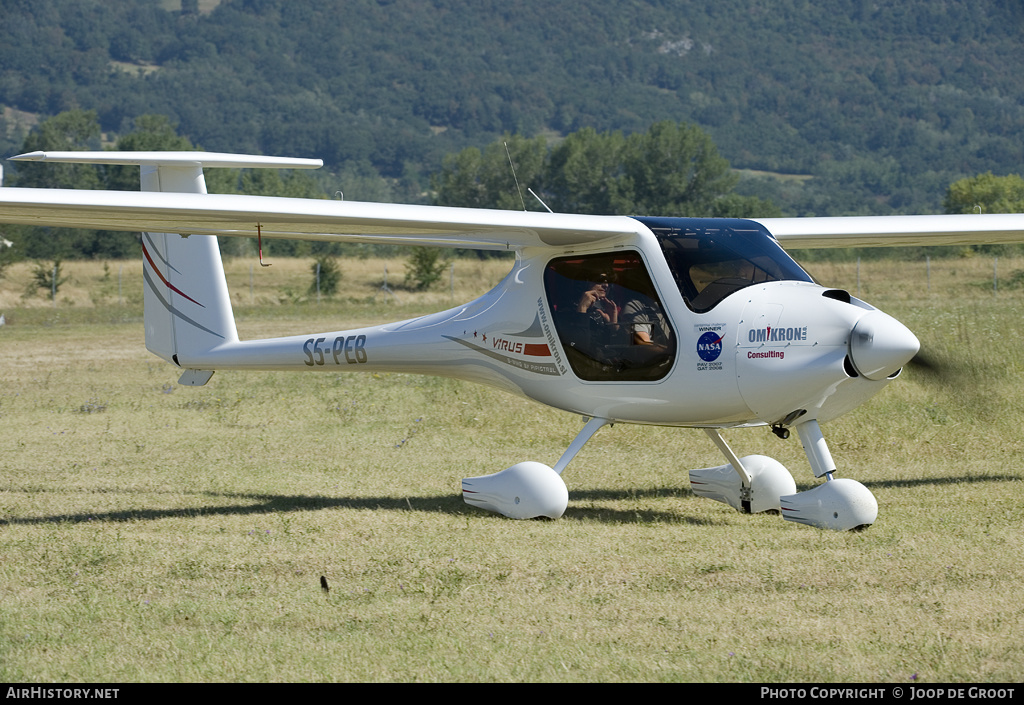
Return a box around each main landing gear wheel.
[461,417,609,520]
[462,462,569,519]
[689,454,797,513]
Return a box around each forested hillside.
[2,0,1023,217]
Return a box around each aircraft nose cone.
[848,311,920,381]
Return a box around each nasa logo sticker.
[695,324,725,370]
[697,331,723,361]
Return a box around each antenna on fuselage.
[504,142,554,212]
[504,142,527,211]
[528,187,554,213]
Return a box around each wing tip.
[9,151,45,162]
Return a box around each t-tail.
[11,151,322,385]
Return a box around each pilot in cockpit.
[576,272,619,326]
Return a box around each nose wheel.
[780,478,877,531]
[781,419,877,530]
[694,421,878,531]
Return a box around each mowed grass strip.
[0,255,1022,682]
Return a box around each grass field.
[1,254,1022,682]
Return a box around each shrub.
[404,247,449,291]
[309,255,341,297]
[33,259,68,295]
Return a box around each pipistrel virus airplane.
[3,151,1024,531]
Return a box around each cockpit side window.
[543,251,676,382]
[635,217,814,313]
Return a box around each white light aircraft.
[3,151,1024,531]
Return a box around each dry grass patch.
[1,255,1022,681]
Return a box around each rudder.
[139,161,238,371]
[141,230,238,368]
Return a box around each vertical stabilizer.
[139,162,238,368]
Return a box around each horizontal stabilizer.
[11,151,323,170]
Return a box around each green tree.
[32,258,68,296]
[710,193,783,218]
[546,128,629,214]
[432,146,487,208]
[239,169,325,200]
[234,169,330,258]
[12,111,105,260]
[433,122,766,218]
[943,172,1024,214]
[432,134,548,211]
[11,110,103,190]
[309,254,341,297]
[942,172,1024,257]
[617,121,737,216]
[103,114,199,192]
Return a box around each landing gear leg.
[780,419,878,531]
[461,417,610,519]
[553,417,610,475]
[689,429,797,514]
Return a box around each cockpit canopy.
[634,217,815,313]
[541,219,813,383]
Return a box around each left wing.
[0,187,643,251]
[0,150,640,251]
[757,214,1024,249]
